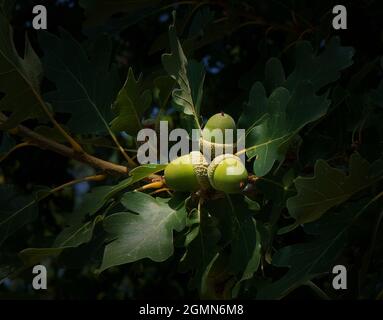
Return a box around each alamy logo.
[332,265,347,290]
[32,265,47,290]
[332,5,347,30]
[32,5,47,30]
[136,121,246,174]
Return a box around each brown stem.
[247,175,260,184]
[0,141,33,163]
[0,113,129,176]
[135,180,165,192]
[50,174,107,193]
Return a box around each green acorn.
[164,151,210,192]
[200,112,237,159]
[208,154,248,194]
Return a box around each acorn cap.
[190,151,211,190]
[201,113,237,160]
[164,152,210,192]
[199,137,237,161]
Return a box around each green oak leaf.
[179,207,220,290]
[238,81,268,130]
[232,222,262,298]
[264,57,285,94]
[200,252,220,299]
[239,38,354,177]
[0,185,38,246]
[99,192,187,271]
[226,196,259,276]
[77,164,167,216]
[39,30,119,134]
[284,37,354,92]
[245,81,329,176]
[19,215,103,266]
[154,75,175,110]
[53,216,103,248]
[110,68,152,135]
[258,201,367,299]
[287,153,382,224]
[203,195,261,297]
[0,11,44,129]
[162,15,205,128]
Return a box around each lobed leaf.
[0,11,44,129]
[162,15,205,128]
[258,201,369,299]
[179,207,220,291]
[244,82,329,176]
[39,31,119,134]
[110,68,152,135]
[100,192,187,271]
[77,164,167,216]
[19,215,103,266]
[240,38,354,177]
[287,153,383,224]
[0,185,38,246]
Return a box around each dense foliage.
[0,0,382,299]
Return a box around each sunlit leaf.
[77,164,166,216]
[100,192,187,271]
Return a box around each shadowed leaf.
[0,11,44,129]
[0,185,38,246]
[110,68,152,135]
[162,15,205,128]
[258,201,369,299]
[240,38,354,177]
[39,31,119,134]
[287,154,383,224]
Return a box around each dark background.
[0,0,382,299]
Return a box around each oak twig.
[0,112,129,176]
